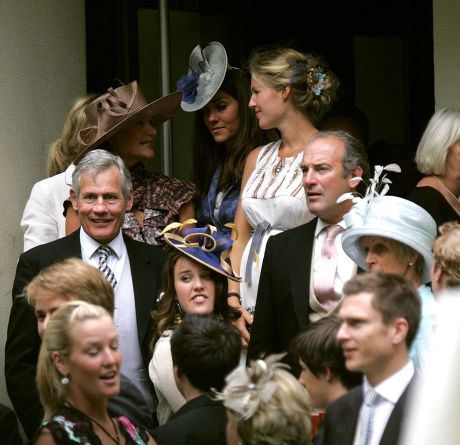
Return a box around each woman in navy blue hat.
[148,223,240,424]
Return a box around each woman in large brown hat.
[66,81,196,246]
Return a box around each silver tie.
[96,245,117,288]
[360,387,379,445]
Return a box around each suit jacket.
[152,395,227,445]
[321,379,414,445]
[247,219,317,372]
[5,229,166,441]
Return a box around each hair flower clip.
[214,354,288,420]
[337,163,401,229]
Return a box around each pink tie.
[314,225,344,310]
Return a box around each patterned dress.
[36,405,149,445]
[196,169,239,237]
[240,140,314,312]
[123,163,196,246]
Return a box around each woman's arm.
[228,147,261,344]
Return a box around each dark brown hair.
[342,272,421,347]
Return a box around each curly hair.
[433,222,460,287]
[249,47,339,126]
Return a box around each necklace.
[432,175,460,202]
[66,402,120,444]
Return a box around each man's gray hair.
[72,149,132,199]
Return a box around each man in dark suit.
[5,150,165,441]
[321,272,420,445]
[153,314,241,445]
[247,130,370,371]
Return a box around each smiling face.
[203,91,240,145]
[249,75,287,130]
[174,256,216,315]
[70,166,133,244]
[111,117,157,167]
[54,315,121,404]
[337,292,400,383]
[361,236,412,276]
[301,136,360,223]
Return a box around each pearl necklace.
[432,175,460,202]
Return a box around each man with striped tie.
[321,273,420,445]
[6,150,166,440]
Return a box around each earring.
[408,262,414,266]
[61,375,69,385]
[174,299,183,325]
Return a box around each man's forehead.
[339,291,376,316]
[303,136,344,163]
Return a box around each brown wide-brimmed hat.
[75,81,182,163]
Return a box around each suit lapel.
[62,229,83,258]
[287,219,317,330]
[379,376,414,445]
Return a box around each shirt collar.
[80,228,124,259]
[363,359,414,404]
[315,218,346,237]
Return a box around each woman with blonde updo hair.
[219,355,312,445]
[229,47,339,342]
[21,94,96,251]
[47,94,97,176]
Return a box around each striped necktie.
[360,386,379,445]
[96,245,117,288]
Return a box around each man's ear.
[348,166,364,191]
[173,364,183,380]
[392,317,409,346]
[69,188,79,212]
[126,192,134,211]
[51,351,69,376]
[432,263,443,286]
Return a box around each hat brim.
[181,41,228,112]
[164,233,241,282]
[342,226,433,283]
[75,91,182,163]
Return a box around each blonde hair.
[222,356,312,445]
[26,258,114,314]
[36,301,110,419]
[47,94,96,176]
[433,222,460,287]
[249,47,339,125]
[415,107,460,175]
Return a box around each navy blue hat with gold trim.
[162,220,241,282]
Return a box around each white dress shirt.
[80,228,153,408]
[353,360,415,445]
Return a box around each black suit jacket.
[5,230,166,440]
[152,395,227,445]
[321,378,414,445]
[247,219,317,371]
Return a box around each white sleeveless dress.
[240,140,314,312]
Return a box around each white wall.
[433,0,460,108]
[0,0,86,409]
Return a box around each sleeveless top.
[240,140,314,310]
